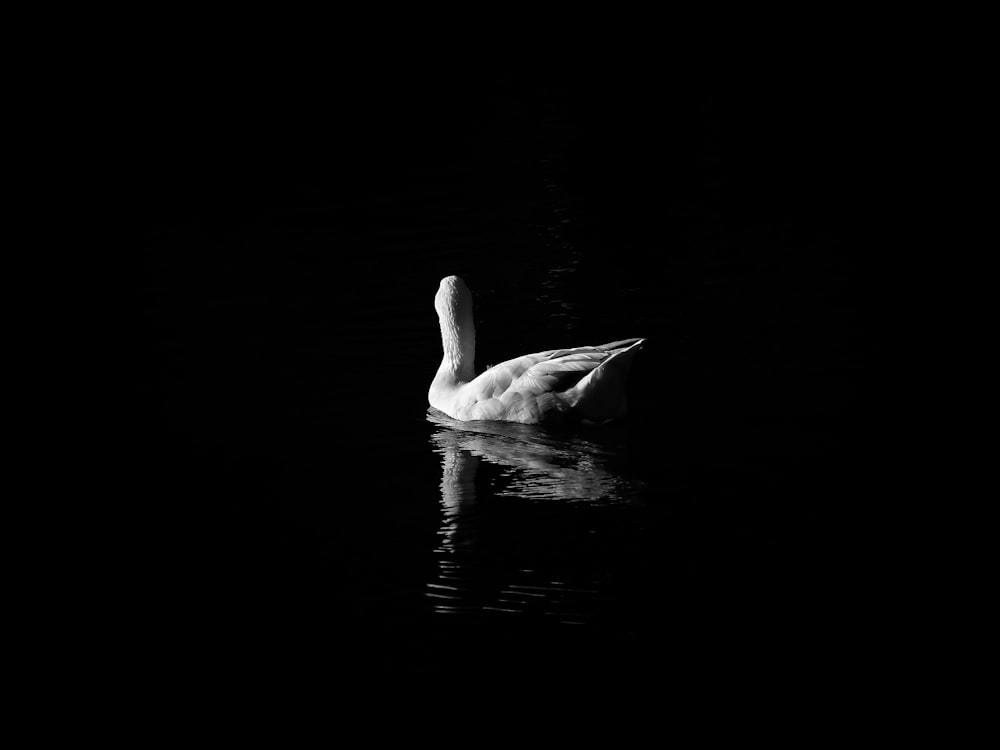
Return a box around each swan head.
[434,275,474,322]
[434,276,477,380]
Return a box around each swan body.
[428,275,644,425]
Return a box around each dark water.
[127,67,864,681]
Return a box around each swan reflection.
[428,407,640,509]
[426,407,645,623]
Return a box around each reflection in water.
[429,408,639,506]
[426,408,645,625]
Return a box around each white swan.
[428,275,644,425]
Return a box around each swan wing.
[467,339,641,397]
[465,351,555,399]
[510,338,644,396]
[456,338,643,422]
[509,350,606,396]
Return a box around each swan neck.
[439,311,476,382]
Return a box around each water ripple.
[424,408,646,626]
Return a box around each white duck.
[428,275,644,425]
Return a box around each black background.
[117,51,871,684]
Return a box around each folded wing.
[511,338,644,397]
